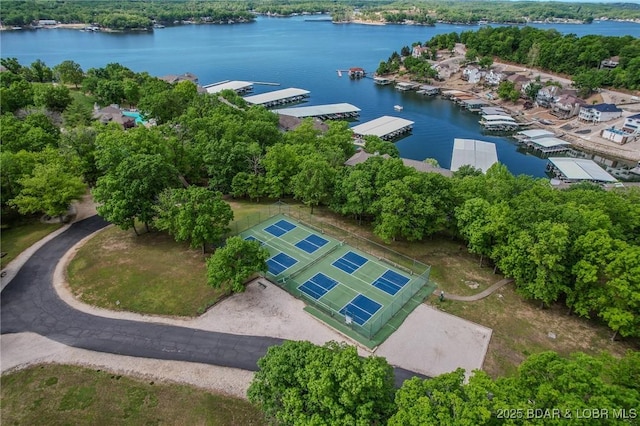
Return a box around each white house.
[622,113,640,134]
[462,67,484,84]
[578,103,623,123]
[485,70,505,86]
[412,45,429,58]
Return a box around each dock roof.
[272,103,360,118]
[482,114,515,122]
[451,138,498,173]
[350,116,414,138]
[531,137,570,148]
[243,88,309,105]
[204,80,253,94]
[518,129,555,139]
[548,158,617,182]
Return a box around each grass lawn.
[66,198,638,377]
[66,226,226,317]
[1,219,63,269]
[0,364,265,425]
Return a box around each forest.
[2,0,640,29]
[1,57,639,342]
[378,27,640,91]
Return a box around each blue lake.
[2,17,638,177]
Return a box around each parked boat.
[394,105,403,111]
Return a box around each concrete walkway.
[438,278,514,302]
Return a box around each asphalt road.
[0,215,423,386]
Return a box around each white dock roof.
[243,88,310,105]
[482,114,515,122]
[351,116,414,138]
[451,138,498,173]
[273,103,360,118]
[532,137,570,148]
[518,129,555,139]
[548,158,617,182]
[204,80,253,94]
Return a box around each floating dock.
[351,115,414,141]
[450,138,498,173]
[395,82,419,91]
[546,158,617,183]
[203,80,254,95]
[416,85,440,96]
[243,88,310,107]
[273,103,361,120]
[480,114,520,131]
[374,76,393,85]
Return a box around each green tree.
[478,56,493,69]
[53,60,84,88]
[248,341,396,425]
[33,84,72,112]
[363,136,399,157]
[206,236,269,293]
[154,186,233,254]
[9,161,85,221]
[28,59,53,83]
[93,153,178,234]
[291,154,336,214]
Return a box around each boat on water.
[394,105,403,111]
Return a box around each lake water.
[2,17,638,177]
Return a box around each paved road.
[1,215,422,386]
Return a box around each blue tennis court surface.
[332,251,368,274]
[372,270,410,296]
[267,252,298,275]
[295,234,329,254]
[340,294,382,325]
[244,235,264,245]
[264,219,296,237]
[298,273,338,300]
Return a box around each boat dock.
[351,115,414,142]
[272,103,360,120]
[203,80,254,95]
[243,88,310,108]
[514,129,572,155]
[395,82,419,91]
[546,158,618,183]
[416,85,440,96]
[374,76,393,85]
[480,114,521,131]
[450,138,498,173]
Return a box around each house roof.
[344,150,452,177]
[626,113,640,120]
[583,103,622,113]
[555,94,586,105]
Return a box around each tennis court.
[240,214,431,342]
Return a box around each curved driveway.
[1,216,421,386]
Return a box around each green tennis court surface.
[240,214,434,347]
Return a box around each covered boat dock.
[351,115,415,141]
[272,103,360,120]
[203,80,254,95]
[243,88,310,107]
[546,158,617,183]
[450,138,498,173]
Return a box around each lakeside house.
[600,56,620,70]
[578,103,623,123]
[462,67,484,84]
[551,94,586,120]
[345,149,452,177]
[160,72,199,85]
[622,113,640,134]
[93,105,136,129]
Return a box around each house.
[551,94,586,120]
[506,74,531,92]
[412,45,429,58]
[434,63,454,80]
[578,103,623,123]
[159,72,199,84]
[600,56,620,70]
[462,67,484,84]
[622,113,640,134]
[601,127,635,144]
[93,105,136,129]
[485,70,504,86]
[344,149,452,177]
[536,86,560,108]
